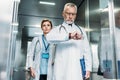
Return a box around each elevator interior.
[0,0,120,80]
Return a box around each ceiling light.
[39,1,55,5]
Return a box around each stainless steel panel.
[98,0,120,79]
[114,0,120,79]
[0,0,14,80]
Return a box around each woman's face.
[41,21,52,34]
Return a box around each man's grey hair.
[63,3,77,12]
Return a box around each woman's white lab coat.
[26,35,55,80]
[46,22,92,80]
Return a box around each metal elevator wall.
[0,0,120,80]
[0,0,12,80]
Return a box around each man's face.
[62,6,77,24]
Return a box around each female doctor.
[46,3,92,80]
[26,19,55,80]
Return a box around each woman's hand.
[29,67,36,78]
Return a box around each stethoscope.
[59,25,68,33]
[59,24,83,35]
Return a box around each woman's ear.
[62,11,65,17]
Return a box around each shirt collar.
[62,21,75,27]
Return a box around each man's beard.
[65,20,74,24]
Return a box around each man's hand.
[69,31,83,40]
[85,71,91,79]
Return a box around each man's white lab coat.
[46,22,92,80]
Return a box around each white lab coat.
[26,35,55,80]
[46,22,92,80]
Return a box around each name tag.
[42,53,49,59]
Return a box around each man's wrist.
[69,33,71,39]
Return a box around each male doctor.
[46,3,92,80]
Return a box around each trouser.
[39,75,47,80]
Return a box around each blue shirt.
[40,35,49,74]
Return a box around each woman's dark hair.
[41,19,53,28]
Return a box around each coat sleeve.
[46,26,69,44]
[82,28,92,72]
[26,37,39,69]
[47,44,56,80]
[51,44,56,64]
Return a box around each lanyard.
[42,35,49,52]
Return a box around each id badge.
[42,53,49,59]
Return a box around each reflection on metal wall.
[98,0,120,79]
[0,0,20,80]
[8,0,21,80]
[114,0,120,79]
[0,0,14,80]
[99,0,116,79]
